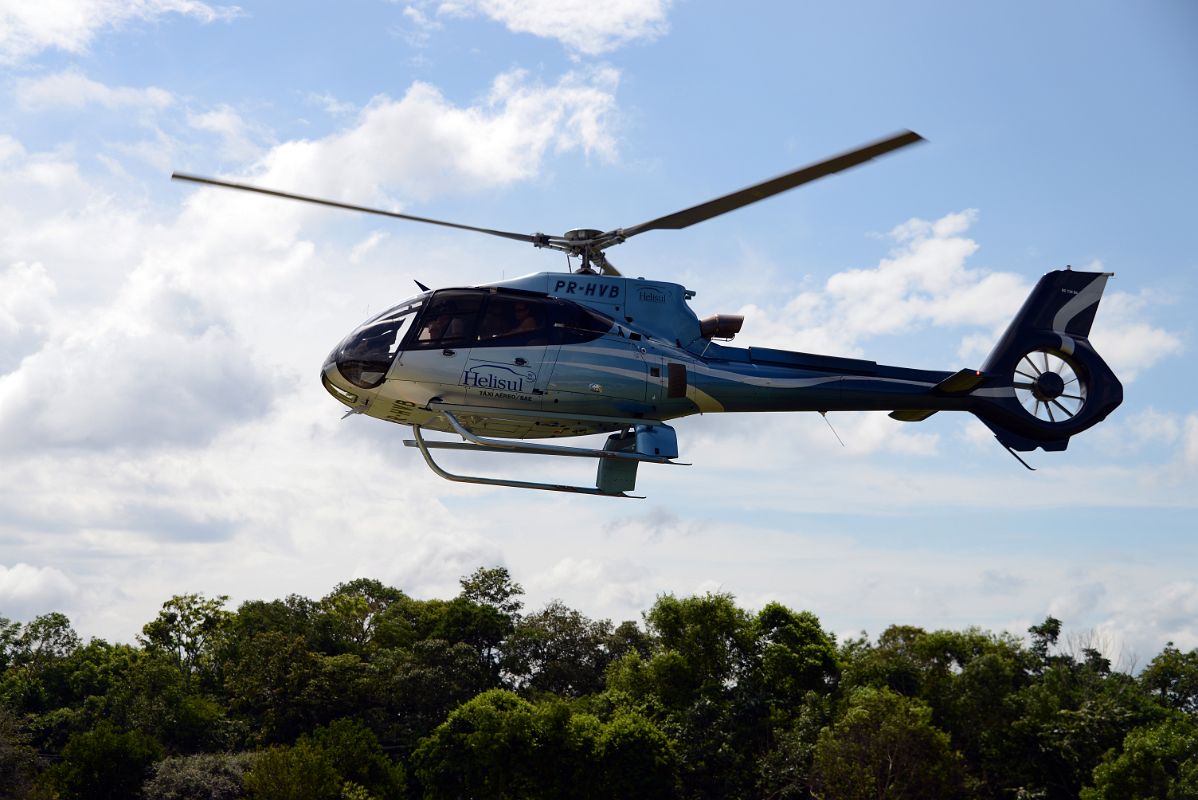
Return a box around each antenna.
[819,411,845,447]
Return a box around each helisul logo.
[463,363,537,392]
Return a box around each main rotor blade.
[171,172,543,245]
[616,130,925,239]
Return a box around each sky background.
[1,0,1196,666]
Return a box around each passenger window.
[476,295,551,346]
[553,301,614,344]
[410,291,484,348]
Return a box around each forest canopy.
[2,567,1196,799]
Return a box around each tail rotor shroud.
[1013,347,1087,424]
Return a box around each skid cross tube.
[436,408,679,464]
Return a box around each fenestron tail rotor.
[171,130,924,276]
[1012,347,1087,424]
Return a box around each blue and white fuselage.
[320,269,1122,457]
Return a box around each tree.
[598,710,679,799]
[1029,616,1063,666]
[752,603,839,709]
[642,592,756,706]
[459,566,524,619]
[48,721,163,800]
[0,615,20,672]
[242,741,340,800]
[302,718,405,799]
[413,689,675,800]
[140,593,230,689]
[143,752,256,800]
[810,687,966,800]
[106,648,229,753]
[16,612,80,669]
[370,638,493,751]
[607,592,785,800]
[1140,643,1198,715]
[314,579,409,655]
[1081,715,1198,800]
[0,705,41,800]
[503,600,616,697]
[412,689,541,800]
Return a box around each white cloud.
[0,261,57,372]
[1185,414,1198,467]
[251,67,619,203]
[187,104,268,163]
[736,210,1030,358]
[1089,287,1184,381]
[15,69,174,112]
[532,556,653,611]
[306,92,359,118]
[0,0,241,65]
[1096,581,1198,657]
[0,563,78,619]
[436,0,671,56]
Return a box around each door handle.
[514,357,527,366]
[442,349,456,357]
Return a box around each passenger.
[509,302,538,334]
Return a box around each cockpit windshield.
[334,295,426,389]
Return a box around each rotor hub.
[1031,371,1065,402]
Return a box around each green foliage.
[1081,715,1198,800]
[645,592,755,703]
[412,689,541,799]
[810,686,966,800]
[502,600,618,697]
[0,705,41,799]
[370,638,493,751]
[0,615,20,673]
[314,579,409,655]
[302,718,405,799]
[141,593,230,689]
[243,741,340,800]
[459,566,524,618]
[1029,616,1063,665]
[753,603,839,708]
[240,719,403,800]
[48,721,163,800]
[1140,643,1198,715]
[598,710,679,799]
[412,689,675,800]
[143,751,255,800]
[4,571,1197,799]
[18,613,81,667]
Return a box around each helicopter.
[172,130,1123,497]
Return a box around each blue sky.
[1,1,1196,665]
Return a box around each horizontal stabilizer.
[889,409,939,422]
[933,368,984,394]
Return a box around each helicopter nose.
[321,358,364,409]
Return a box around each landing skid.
[404,406,686,497]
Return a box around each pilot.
[418,311,452,342]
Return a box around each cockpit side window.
[406,290,484,349]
